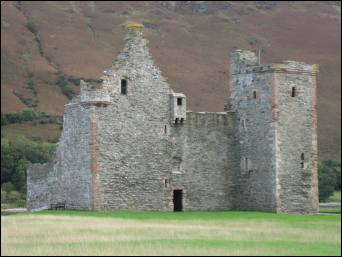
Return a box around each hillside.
[1,1,341,160]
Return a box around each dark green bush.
[26,72,37,96]
[1,137,55,194]
[56,75,75,99]
[318,160,341,202]
[1,109,61,125]
[21,108,40,121]
[1,113,8,125]
[1,182,15,193]
[26,21,38,35]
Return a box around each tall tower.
[230,50,318,213]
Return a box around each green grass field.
[1,211,341,256]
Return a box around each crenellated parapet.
[234,62,319,75]
[230,49,318,76]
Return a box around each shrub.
[1,113,8,125]
[26,21,38,35]
[2,109,61,125]
[13,90,37,107]
[56,75,75,99]
[1,137,55,194]
[21,108,39,121]
[1,189,8,201]
[6,190,23,202]
[2,182,15,193]
[318,160,339,202]
[26,72,37,96]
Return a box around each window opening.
[121,79,127,95]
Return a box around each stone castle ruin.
[27,23,319,213]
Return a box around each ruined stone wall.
[27,163,55,210]
[27,98,93,210]
[171,111,240,211]
[55,100,93,209]
[230,50,278,212]
[274,65,319,213]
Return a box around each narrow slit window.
[301,153,305,160]
[177,98,182,106]
[244,157,249,171]
[253,91,257,99]
[291,87,296,97]
[164,125,167,134]
[242,119,246,129]
[301,153,305,168]
[121,79,127,95]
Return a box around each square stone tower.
[230,50,319,213]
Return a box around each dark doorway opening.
[173,190,183,212]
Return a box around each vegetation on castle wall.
[318,160,341,202]
[1,136,55,199]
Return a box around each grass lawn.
[327,191,341,203]
[1,211,341,256]
[320,208,341,214]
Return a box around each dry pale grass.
[1,213,341,256]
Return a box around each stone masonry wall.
[55,100,93,210]
[92,28,173,211]
[170,111,240,211]
[229,50,318,213]
[274,69,319,213]
[27,98,93,211]
[88,27,240,211]
[27,163,55,210]
[233,72,278,212]
[27,27,318,214]
[230,50,278,212]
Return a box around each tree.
[1,113,8,125]
[1,136,55,195]
[21,108,39,121]
[318,160,339,202]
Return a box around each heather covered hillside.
[1,1,341,160]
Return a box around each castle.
[27,24,319,214]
